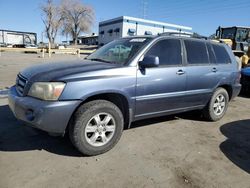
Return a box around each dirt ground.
[0,52,82,90]
[0,52,250,188]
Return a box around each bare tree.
[60,0,95,45]
[41,0,62,45]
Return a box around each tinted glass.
[184,40,209,65]
[235,29,249,42]
[221,28,236,39]
[212,44,231,64]
[207,44,216,64]
[146,39,182,66]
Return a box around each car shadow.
[0,103,205,157]
[0,104,82,157]
[130,115,176,129]
[129,110,204,129]
[220,120,250,174]
[238,92,250,99]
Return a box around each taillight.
[236,72,241,83]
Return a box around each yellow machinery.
[215,26,250,67]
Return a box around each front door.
[135,39,187,119]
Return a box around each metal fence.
[0,47,95,58]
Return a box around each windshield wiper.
[88,58,111,63]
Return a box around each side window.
[212,44,231,64]
[207,43,216,64]
[145,39,182,66]
[184,40,209,65]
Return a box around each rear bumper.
[231,83,241,99]
[8,86,81,134]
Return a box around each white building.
[98,16,192,45]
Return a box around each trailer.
[0,29,37,47]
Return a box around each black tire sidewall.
[208,88,229,121]
[70,100,124,156]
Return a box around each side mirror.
[139,55,159,68]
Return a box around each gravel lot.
[0,52,82,90]
[0,52,249,188]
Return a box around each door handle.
[212,67,217,72]
[176,70,185,75]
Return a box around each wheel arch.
[217,84,233,100]
[65,92,133,135]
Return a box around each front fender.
[59,75,136,109]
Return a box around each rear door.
[183,39,220,107]
[211,43,234,83]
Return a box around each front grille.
[16,74,28,96]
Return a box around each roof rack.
[159,32,208,40]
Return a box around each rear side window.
[184,40,209,65]
[145,39,182,66]
[212,44,231,64]
[207,44,216,64]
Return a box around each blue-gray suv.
[8,34,241,155]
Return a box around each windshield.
[221,28,236,39]
[87,38,152,65]
[221,28,250,42]
[235,29,250,42]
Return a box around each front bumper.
[8,86,81,134]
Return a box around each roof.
[220,26,250,29]
[99,16,192,31]
[78,35,98,39]
[0,29,37,35]
[122,35,156,39]
[122,34,225,46]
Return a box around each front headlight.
[28,82,66,101]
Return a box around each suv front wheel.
[203,88,229,121]
[69,100,124,156]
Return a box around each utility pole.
[41,32,44,44]
[66,33,68,45]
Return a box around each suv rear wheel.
[203,88,229,121]
[69,100,124,156]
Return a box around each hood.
[20,60,117,82]
[242,67,250,76]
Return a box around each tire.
[203,88,229,121]
[69,100,124,156]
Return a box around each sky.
[0,0,249,43]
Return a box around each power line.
[148,0,249,15]
[148,1,250,18]
[149,0,249,12]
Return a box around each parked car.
[56,44,66,49]
[241,67,250,94]
[24,44,39,54]
[6,44,13,48]
[25,44,38,49]
[8,34,241,156]
[0,43,7,47]
[13,44,25,48]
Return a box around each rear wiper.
[88,58,111,63]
